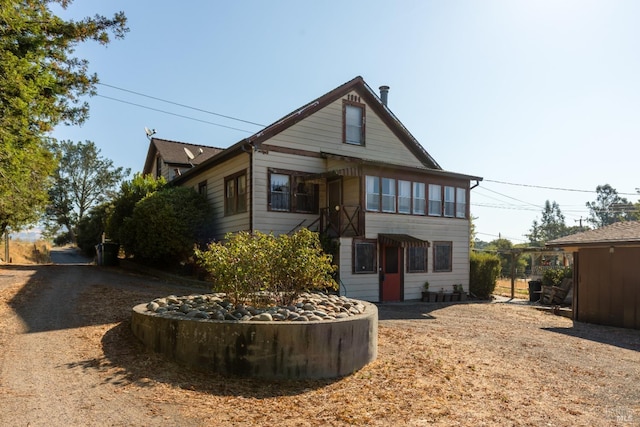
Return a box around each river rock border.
[131,292,378,380]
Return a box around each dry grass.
[2,266,639,426]
[0,239,51,264]
[494,278,530,299]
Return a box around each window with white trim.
[444,186,455,217]
[428,184,442,216]
[398,180,411,214]
[456,187,466,218]
[381,178,396,213]
[344,103,365,145]
[366,175,380,211]
[413,182,426,215]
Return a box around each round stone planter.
[131,300,378,380]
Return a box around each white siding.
[335,215,470,302]
[181,154,251,240]
[338,237,380,302]
[252,150,325,235]
[265,91,425,169]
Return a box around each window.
[428,184,442,216]
[456,187,466,218]
[413,182,426,215]
[366,176,380,211]
[381,178,396,213]
[198,180,207,197]
[344,102,365,145]
[224,172,247,215]
[353,239,377,273]
[444,186,455,217]
[268,171,318,213]
[270,174,290,211]
[433,241,452,272]
[294,179,317,213]
[407,247,427,273]
[398,180,411,214]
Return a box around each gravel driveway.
[0,259,638,426]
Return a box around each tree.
[124,186,213,266]
[106,173,167,248]
[586,184,635,228]
[527,200,569,246]
[46,140,129,242]
[0,1,127,237]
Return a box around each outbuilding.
[546,221,640,329]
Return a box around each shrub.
[125,186,212,266]
[542,267,572,287]
[76,203,110,256]
[470,251,501,299]
[195,229,338,306]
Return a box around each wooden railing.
[319,205,363,237]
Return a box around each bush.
[76,203,110,256]
[470,251,501,299]
[542,267,572,287]
[124,186,213,266]
[195,229,338,306]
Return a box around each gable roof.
[143,138,223,172]
[547,221,640,248]
[174,76,482,184]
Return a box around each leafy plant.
[470,251,501,299]
[542,267,572,287]
[423,280,430,291]
[196,229,338,306]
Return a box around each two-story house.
[142,76,482,302]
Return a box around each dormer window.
[343,100,365,145]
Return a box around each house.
[547,221,640,329]
[142,76,482,302]
[143,138,223,181]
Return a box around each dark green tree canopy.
[586,184,636,228]
[527,200,569,246]
[46,140,129,242]
[0,1,127,236]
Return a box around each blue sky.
[50,0,640,243]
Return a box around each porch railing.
[319,205,363,237]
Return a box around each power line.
[96,95,255,134]
[484,179,638,196]
[97,82,266,127]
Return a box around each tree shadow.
[376,300,489,321]
[83,321,343,398]
[542,322,640,352]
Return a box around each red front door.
[380,245,402,302]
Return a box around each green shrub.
[470,251,501,299]
[125,186,212,266]
[195,229,338,306]
[76,203,110,256]
[542,267,572,287]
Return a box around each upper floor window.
[225,172,247,215]
[456,187,466,218]
[198,180,207,197]
[344,101,365,145]
[366,175,380,211]
[269,171,318,213]
[428,184,442,216]
[444,186,455,217]
[398,180,411,214]
[381,178,396,213]
[413,182,426,215]
[270,173,291,211]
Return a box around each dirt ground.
[0,263,639,426]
